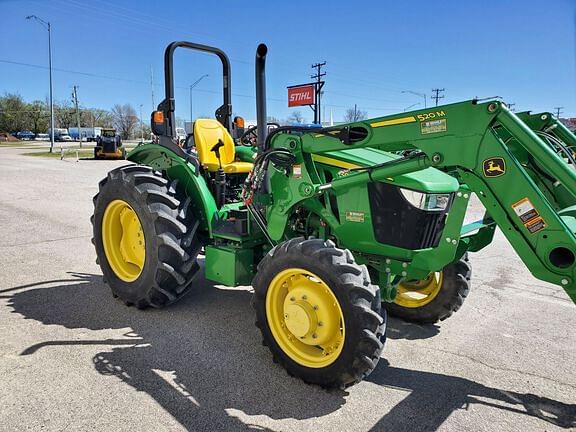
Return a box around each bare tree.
[287,110,304,124]
[83,108,114,128]
[26,100,49,134]
[112,104,139,139]
[55,101,76,129]
[344,106,368,123]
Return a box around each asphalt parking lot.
[0,145,575,431]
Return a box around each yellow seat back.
[194,119,235,168]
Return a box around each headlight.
[400,188,452,211]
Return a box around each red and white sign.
[288,84,315,107]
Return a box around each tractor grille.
[368,182,452,250]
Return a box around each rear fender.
[127,143,217,237]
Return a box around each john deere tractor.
[92,41,576,388]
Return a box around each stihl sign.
[288,84,315,107]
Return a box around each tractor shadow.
[386,317,440,340]
[7,271,344,430]
[6,271,576,430]
[368,360,576,430]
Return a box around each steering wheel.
[239,122,280,146]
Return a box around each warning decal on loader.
[512,197,540,223]
[525,217,546,234]
[345,211,365,223]
[512,197,546,234]
[420,119,447,134]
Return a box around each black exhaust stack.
[255,43,268,152]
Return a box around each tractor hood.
[314,148,459,193]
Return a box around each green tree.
[0,93,28,132]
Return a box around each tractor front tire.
[386,254,471,324]
[253,238,386,388]
[92,165,202,308]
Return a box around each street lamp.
[402,90,427,109]
[139,104,144,143]
[403,102,421,112]
[190,74,209,122]
[26,15,55,153]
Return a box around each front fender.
[127,143,217,237]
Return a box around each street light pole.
[402,90,427,109]
[403,102,421,112]
[189,74,209,123]
[139,104,144,143]
[27,15,55,153]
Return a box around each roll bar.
[156,41,233,140]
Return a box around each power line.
[431,88,445,107]
[1,59,403,116]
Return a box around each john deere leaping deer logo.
[482,157,506,178]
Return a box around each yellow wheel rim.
[102,199,145,282]
[266,268,345,368]
[395,272,443,308]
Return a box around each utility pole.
[554,107,564,118]
[507,102,516,112]
[27,15,55,153]
[311,61,326,124]
[431,88,445,107]
[72,85,82,148]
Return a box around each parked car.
[35,133,50,141]
[16,131,35,141]
[56,134,73,142]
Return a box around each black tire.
[91,164,202,308]
[253,237,386,389]
[386,254,472,324]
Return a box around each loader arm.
[264,100,576,303]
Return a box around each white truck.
[68,127,103,142]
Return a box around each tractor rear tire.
[253,237,386,389]
[91,164,202,308]
[385,254,471,324]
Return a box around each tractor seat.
[193,119,253,174]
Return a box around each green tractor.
[92,41,576,388]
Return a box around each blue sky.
[1,0,575,123]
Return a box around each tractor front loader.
[92,41,576,388]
